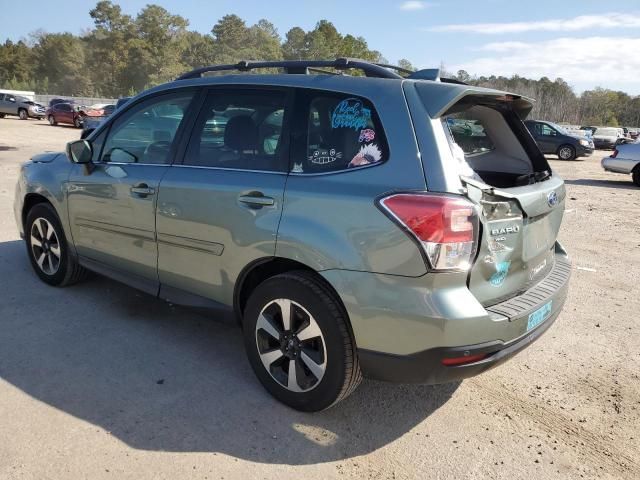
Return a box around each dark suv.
[15,59,571,411]
[525,120,593,160]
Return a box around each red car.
[46,103,85,128]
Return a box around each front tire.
[25,203,87,286]
[557,144,576,160]
[74,116,82,128]
[243,271,361,411]
[18,109,28,120]
[48,115,57,126]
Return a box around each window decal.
[309,148,343,165]
[292,162,304,173]
[331,98,372,130]
[348,144,382,168]
[358,128,376,143]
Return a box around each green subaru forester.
[14,59,571,411]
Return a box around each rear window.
[444,114,495,155]
[293,93,388,174]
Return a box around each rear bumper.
[358,246,571,384]
[601,156,637,174]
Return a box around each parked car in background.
[80,98,131,138]
[525,120,593,160]
[48,98,73,107]
[602,143,640,186]
[13,59,571,411]
[593,127,620,149]
[0,93,46,120]
[46,102,85,128]
[80,104,116,138]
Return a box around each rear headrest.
[224,116,258,152]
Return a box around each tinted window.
[183,89,288,171]
[541,124,557,136]
[100,92,193,165]
[294,93,387,174]
[444,114,495,155]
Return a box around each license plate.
[527,301,552,331]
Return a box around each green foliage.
[461,73,638,127]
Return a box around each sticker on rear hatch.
[489,261,511,287]
[527,301,553,331]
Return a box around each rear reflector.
[378,193,479,271]
[441,353,487,366]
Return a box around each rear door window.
[293,92,388,174]
[444,115,495,155]
[182,89,289,172]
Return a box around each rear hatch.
[463,175,565,305]
[411,82,566,306]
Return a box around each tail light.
[378,193,479,271]
[611,149,618,158]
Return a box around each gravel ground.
[0,117,638,480]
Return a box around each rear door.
[155,87,292,305]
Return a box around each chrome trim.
[96,162,170,167]
[171,164,287,175]
[287,161,386,177]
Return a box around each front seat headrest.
[224,116,258,152]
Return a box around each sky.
[1,0,639,94]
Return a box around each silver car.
[602,142,640,186]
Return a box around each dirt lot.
[0,117,638,480]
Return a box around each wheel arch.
[22,193,54,230]
[233,257,354,338]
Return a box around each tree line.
[452,70,640,127]
[0,1,637,127]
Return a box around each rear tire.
[18,109,28,120]
[243,271,361,411]
[557,145,576,160]
[0,113,5,118]
[632,166,640,187]
[48,115,57,126]
[25,203,88,286]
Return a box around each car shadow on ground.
[0,239,458,464]
[564,178,637,190]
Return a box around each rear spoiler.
[413,82,534,120]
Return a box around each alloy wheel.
[559,147,573,160]
[255,298,327,392]
[30,217,61,275]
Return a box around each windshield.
[547,122,568,135]
[596,128,618,136]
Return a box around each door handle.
[238,194,274,207]
[131,184,155,196]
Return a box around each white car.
[602,142,640,186]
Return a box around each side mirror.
[66,139,92,164]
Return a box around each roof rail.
[176,58,404,80]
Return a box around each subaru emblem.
[547,191,559,207]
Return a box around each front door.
[156,87,292,305]
[67,91,196,288]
